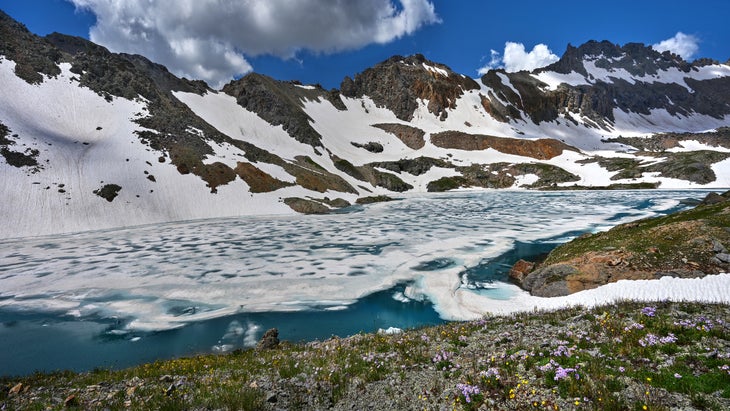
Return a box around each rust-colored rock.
[508,259,535,285]
[234,162,293,193]
[372,123,426,150]
[430,131,578,160]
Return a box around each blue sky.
[2,0,729,89]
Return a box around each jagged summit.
[340,53,479,121]
[540,40,691,77]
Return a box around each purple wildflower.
[554,366,577,381]
[641,306,656,317]
[456,383,480,403]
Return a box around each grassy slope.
[1,301,729,410]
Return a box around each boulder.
[257,328,280,350]
[508,259,535,285]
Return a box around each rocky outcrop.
[579,148,730,184]
[480,41,730,127]
[93,184,122,202]
[341,54,480,121]
[372,123,426,150]
[512,192,730,296]
[430,131,577,160]
[331,156,414,192]
[283,198,330,214]
[350,141,384,153]
[234,162,294,193]
[605,128,730,151]
[0,121,40,170]
[222,74,323,148]
[256,328,280,350]
[0,10,61,84]
[427,162,579,192]
[369,157,451,176]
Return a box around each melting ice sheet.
[4,190,730,374]
[2,189,727,333]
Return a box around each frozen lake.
[2,189,728,375]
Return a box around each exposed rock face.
[350,141,384,153]
[234,162,293,193]
[606,128,730,151]
[512,193,730,297]
[480,40,730,127]
[222,74,346,149]
[0,121,40,169]
[331,156,414,192]
[427,162,579,192]
[369,157,451,176]
[93,184,122,202]
[430,131,577,160]
[577,147,730,184]
[341,54,480,121]
[372,123,426,150]
[0,10,61,84]
[283,198,330,215]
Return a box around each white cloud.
[478,42,559,74]
[652,32,699,60]
[69,0,440,88]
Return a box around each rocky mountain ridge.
[1,9,730,237]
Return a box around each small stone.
[64,394,78,407]
[165,384,176,396]
[716,253,730,263]
[607,258,623,267]
[9,382,23,396]
[266,392,278,403]
[713,240,727,254]
[159,375,173,383]
[249,381,258,389]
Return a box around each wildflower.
[618,366,626,373]
[554,366,577,381]
[674,373,682,379]
[624,322,645,332]
[641,306,656,317]
[456,383,480,403]
[480,367,501,380]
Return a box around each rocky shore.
[510,190,730,297]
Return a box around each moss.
[542,199,730,267]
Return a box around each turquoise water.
[0,283,442,376]
[0,190,715,376]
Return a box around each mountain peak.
[540,40,690,77]
[340,53,479,121]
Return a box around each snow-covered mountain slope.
[1,11,729,237]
